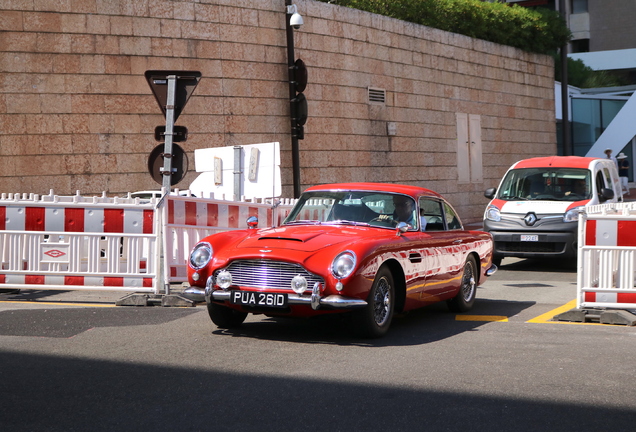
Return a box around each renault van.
[483,156,622,265]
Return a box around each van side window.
[596,170,608,202]
[419,198,444,231]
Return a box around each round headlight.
[190,242,212,269]
[216,270,233,290]
[291,275,308,294]
[485,205,501,222]
[331,251,356,279]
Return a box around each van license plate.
[521,235,539,242]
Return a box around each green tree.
[322,0,570,54]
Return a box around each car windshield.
[283,190,418,230]
[497,168,592,201]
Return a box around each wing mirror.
[247,216,258,229]
[484,188,497,199]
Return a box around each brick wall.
[0,0,556,223]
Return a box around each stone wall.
[0,0,556,223]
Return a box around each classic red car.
[187,183,497,337]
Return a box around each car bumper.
[184,285,368,310]
[488,230,577,259]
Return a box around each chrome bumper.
[191,282,367,311]
[486,264,498,277]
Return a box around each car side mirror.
[599,188,614,202]
[395,222,409,236]
[484,188,497,199]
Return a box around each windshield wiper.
[284,220,322,225]
[328,220,370,227]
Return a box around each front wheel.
[353,267,395,338]
[447,255,477,313]
[207,302,248,328]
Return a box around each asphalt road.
[1,258,636,431]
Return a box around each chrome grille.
[221,259,324,291]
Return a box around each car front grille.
[220,259,325,291]
[497,242,565,253]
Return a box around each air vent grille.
[368,87,386,105]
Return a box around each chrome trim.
[310,282,320,310]
[207,289,367,309]
[182,286,205,302]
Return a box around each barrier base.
[116,293,196,307]
[554,308,636,326]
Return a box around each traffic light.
[290,59,308,140]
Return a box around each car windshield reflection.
[283,191,418,230]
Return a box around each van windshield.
[497,168,591,201]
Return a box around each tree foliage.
[321,0,571,54]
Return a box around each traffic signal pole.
[286,0,301,198]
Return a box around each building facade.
[0,0,557,224]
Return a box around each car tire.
[207,302,248,328]
[353,266,394,338]
[447,255,477,313]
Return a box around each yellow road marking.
[0,300,117,308]
[527,299,604,325]
[456,315,508,322]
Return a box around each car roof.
[304,182,443,199]
[512,156,602,170]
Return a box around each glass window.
[284,191,417,230]
[444,203,463,230]
[497,168,592,201]
[419,198,444,231]
[571,0,588,14]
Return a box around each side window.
[596,170,608,201]
[443,202,463,230]
[418,198,444,231]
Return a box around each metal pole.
[162,75,177,191]
[559,0,572,156]
[286,0,301,198]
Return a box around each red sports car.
[187,183,497,337]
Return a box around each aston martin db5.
[187,183,496,337]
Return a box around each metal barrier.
[577,202,636,310]
[162,195,291,283]
[0,190,297,300]
[0,191,159,293]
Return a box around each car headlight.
[485,204,501,222]
[563,206,583,223]
[331,251,356,279]
[189,242,212,269]
[216,270,233,290]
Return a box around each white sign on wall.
[190,142,281,199]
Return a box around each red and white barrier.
[0,191,158,293]
[578,202,636,309]
[163,195,287,282]
[0,190,295,295]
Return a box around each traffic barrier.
[0,191,159,293]
[577,202,636,310]
[0,190,295,298]
[163,195,291,282]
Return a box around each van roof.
[512,156,605,170]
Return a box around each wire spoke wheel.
[353,266,394,338]
[447,255,477,313]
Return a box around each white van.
[483,156,623,265]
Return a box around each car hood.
[236,224,383,253]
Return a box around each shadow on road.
[1,351,634,431]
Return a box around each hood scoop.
[258,231,325,243]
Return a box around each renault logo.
[524,212,538,226]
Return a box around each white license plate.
[520,235,539,242]
[230,291,288,308]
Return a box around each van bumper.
[484,219,578,260]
